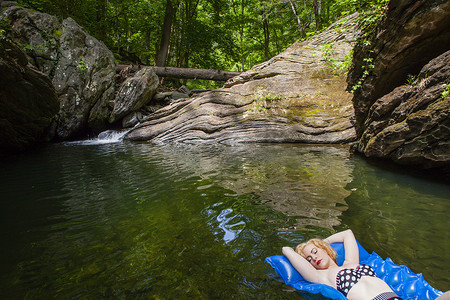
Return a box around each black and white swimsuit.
[336,264,376,296]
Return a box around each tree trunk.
[116,65,241,81]
[178,0,200,70]
[114,0,121,53]
[156,0,177,67]
[289,0,302,32]
[240,0,245,71]
[96,0,107,40]
[313,0,321,31]
[263,17,270,60]
[230,0,246,71]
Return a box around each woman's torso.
[318,264,395,300]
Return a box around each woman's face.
[301,243,332,270]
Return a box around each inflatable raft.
[265,241,443,300]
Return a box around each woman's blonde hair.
[295,238,338,265]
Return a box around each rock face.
[358,51,449,169]
[1,2,61,77]
[126,14,359,144]
[110,67,159,124]
[2,3,116,140]
[0,39,59,153]
[348,0,450,172]
[52,17,116,138]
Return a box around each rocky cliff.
[347,0,450,173]
[0,38,58,153]
[1,2,158,142]
[125,14,360,144]
[1,3,117,139]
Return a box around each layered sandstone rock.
[126,14,360,144]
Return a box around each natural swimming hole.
[0,142,448,298]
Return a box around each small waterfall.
[64,124,139,146]
[97,129,129,142]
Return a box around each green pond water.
[0,140,448,299]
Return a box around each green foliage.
[186,79,223,90]
[406,74,418,87]
[251,93,283,111]
[0,17,11,40]
[441,83,450,99]
[16,0,388,89]
[348,0,388,93]
[321,42,336,65]
[53,28,62,39]
[350,53,375,93]
[22,43,45,53]
[321,41,352,74]
[340,50,353,71]
[356,0,389,41]
[404,74,432,91]
[77,57,88,71]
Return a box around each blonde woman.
[282,229,402,300]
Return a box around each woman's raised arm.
[282,246,321,283]
[324,229,359,265]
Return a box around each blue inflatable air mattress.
[265,241,443,300]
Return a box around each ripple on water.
[204,204,247,244]
[0,142,448,298]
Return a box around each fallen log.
[116,64,241,81]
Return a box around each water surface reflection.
[339,158,450,290]
[133,143,353,230]
[0,142,447,299]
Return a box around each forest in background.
[16,0,388,87]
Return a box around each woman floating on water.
[282,229,402,300]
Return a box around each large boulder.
[0,3,61,77]
[0,38,58,153]
[2,4,117,140]
[347,0,450,172]
[126,14,359,144]
[53,17,116,139]
[109,67,159,124]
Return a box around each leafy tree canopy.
[16,0,388,87]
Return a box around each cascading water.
[63,124,139,145]
[97,129,129,142]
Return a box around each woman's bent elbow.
[282,246,293,255]
[343,229,354,238]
